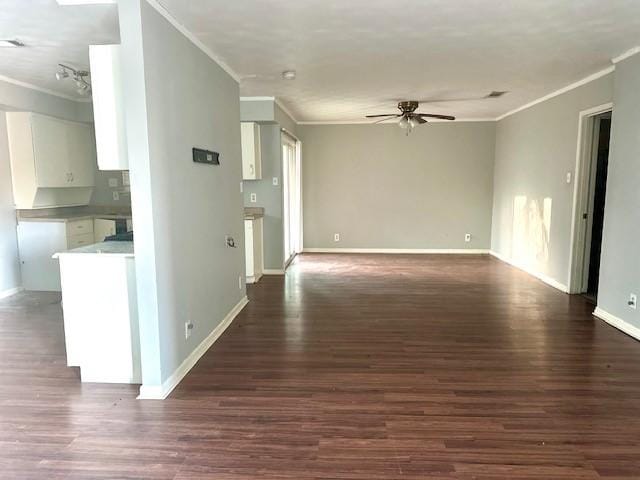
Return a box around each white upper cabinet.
[6,112,96,209]
[241,122,262,180]
[89,44,129,171]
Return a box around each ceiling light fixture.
[55,63,91,96]
[282,70,296,80]
[0,39,25,47]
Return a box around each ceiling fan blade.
[373,115,401,124]
[366,114,399,118]
[412,116,427,124]
[417,113,456,121]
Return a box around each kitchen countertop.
[53,241,134,258]
[244,207,264,220]
[18,213,132,223]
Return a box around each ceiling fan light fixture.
[398,116,410,129]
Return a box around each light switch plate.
[122,171,130,186]
[250,193,257,203]
[108,177,119,187]
[272,177,279,186]
[566,172,572,184]
[112,191,120,201]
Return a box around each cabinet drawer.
[67,232,95,249]
[66,219,94,236]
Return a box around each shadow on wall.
[511,195,553,270]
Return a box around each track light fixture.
[55,63,91,96]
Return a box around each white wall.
[299,122,496,250]
[119,0,245,393]
[0,111,20,296]
[598,55,640,330]
[491,74,614,288]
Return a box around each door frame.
[567,103,613,294]
[281,129,302,269]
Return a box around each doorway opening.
[568,104,612,300]
[282,131,302,267]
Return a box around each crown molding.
[240,96,275,102]
[145,0,241,83]
[274,98,299,124]
[0,74,86,102]
[495,65,615,121]
[612,46,640,64]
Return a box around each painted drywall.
[299,122,495,249]
[119,0,245,389]
[598,55,640,330]
[0,111,20,296]
[491,74,613,287]
[242,124,284,270]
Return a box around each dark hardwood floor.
[2,253,640,479]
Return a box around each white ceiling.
[1,0,640,120]
[0,0,118,100]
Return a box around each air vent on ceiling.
[486,91,508,98]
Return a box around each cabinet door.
[31,114,71,188]
[67,122,96,187]
[17,221,68,292]
[241,122,261,180]
[94,219,117,242]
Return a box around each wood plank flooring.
[2,253,640,479]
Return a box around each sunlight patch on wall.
[511,195,552,269]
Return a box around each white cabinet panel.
[6,112,95,209]
[67,122,96,187]
[31,114,70,188]
[89,44,129,170]
[241,122,262,180]
[17,222,68,291]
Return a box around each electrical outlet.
[566,172,572,184]
[122,171,130,186]
[185,321,194,339]
[238,275,243,290]
[629,293,637,310]
[112,191,120,201]
[334,233,340,242]
[250,193,257,203]
[465,233,471,242]
[272,177,279,186]
[108,177,119,187]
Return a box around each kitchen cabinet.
[89,44,129,170]
[241,122,262,180]
[6,112,95,209]
[17,219,95,291]
[244,217,263,283]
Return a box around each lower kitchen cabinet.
[17,219,95,291]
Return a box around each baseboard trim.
[137,295,249,400]
[593,307,640,342]
[0,286,23,300]
[489,251,569,293]
[302,248,490,254]
[263,269,285,275]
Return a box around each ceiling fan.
[366,101,455,135]
[366,92,507,135]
